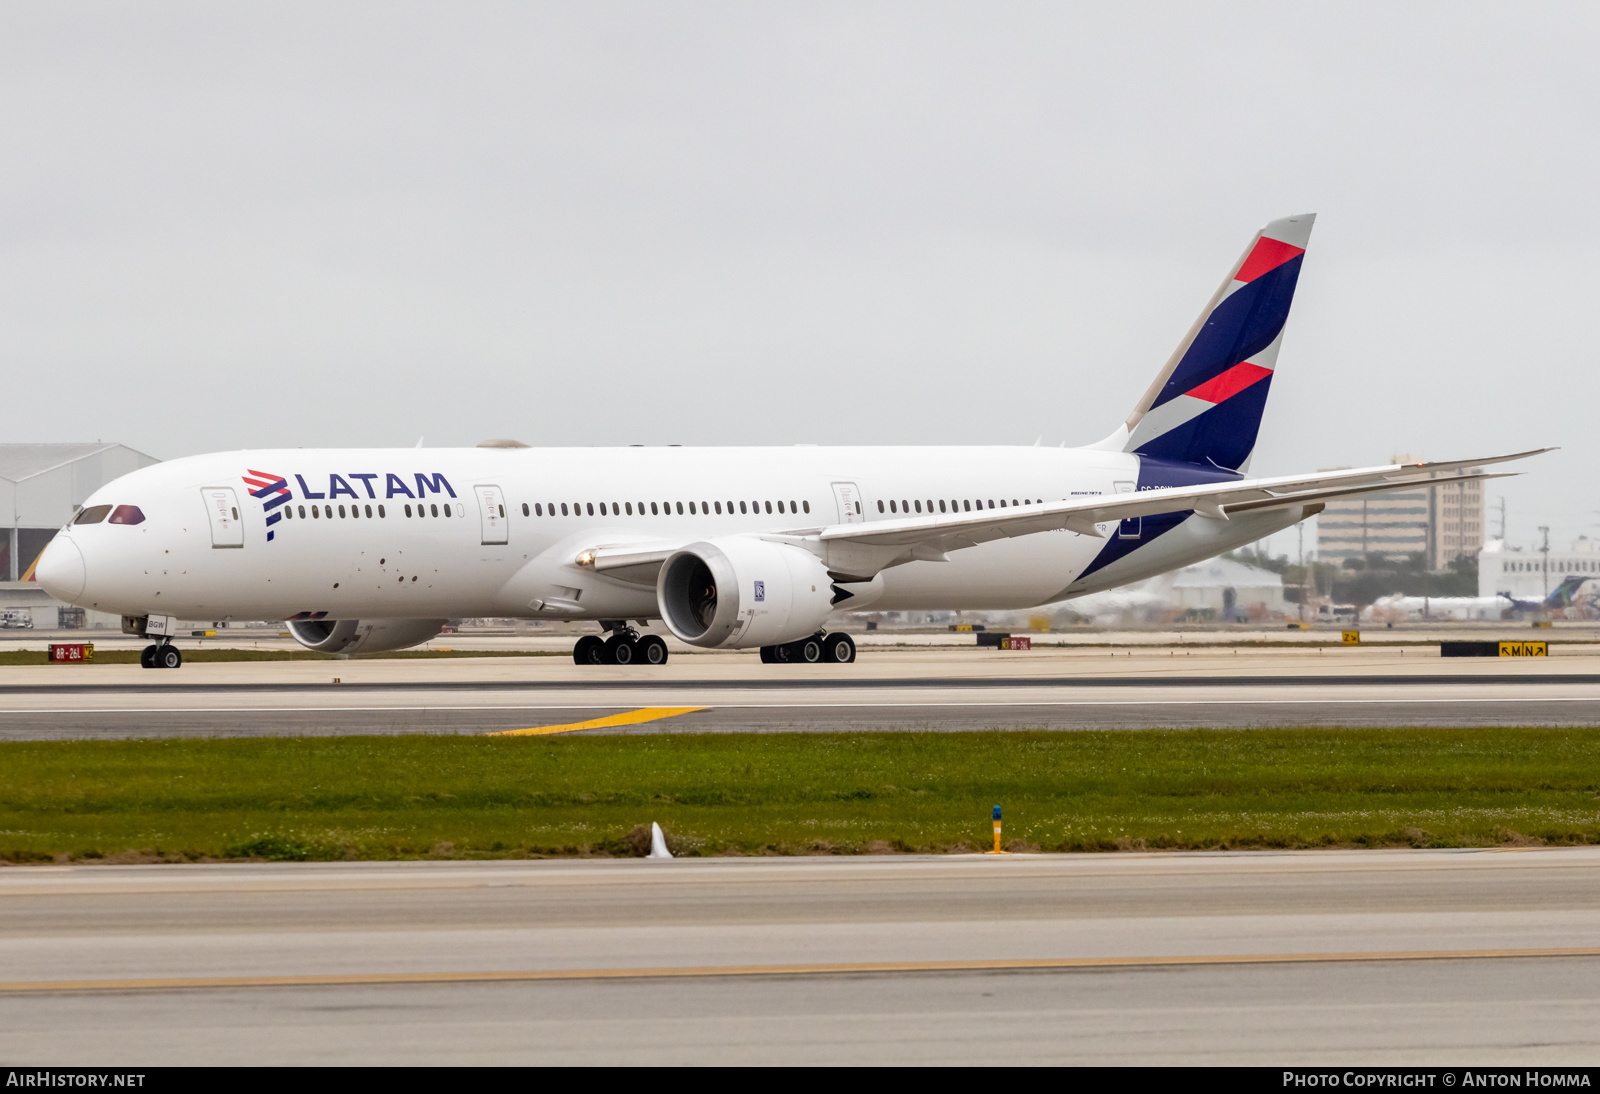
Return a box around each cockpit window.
[73,505,113,525]
[108,505,147,526]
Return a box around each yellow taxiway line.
[487,706,705,736]
[7,947,1600,993]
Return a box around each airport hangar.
[0,442,158,629]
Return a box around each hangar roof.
[0,444,149,483]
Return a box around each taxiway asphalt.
[4,646,1600,736]
[4,849,1600,1065]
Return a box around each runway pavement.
[0,646,1593,738]
[4,646,1600,736]
[4,849,1600,1064]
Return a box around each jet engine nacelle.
[286,617,448,655]
[657,538,835,649]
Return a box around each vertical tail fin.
[1119,214,1315,471]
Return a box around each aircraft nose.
[35,537,86,601]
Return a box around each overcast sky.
[2,2,1595,555]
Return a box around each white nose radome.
[35,537,86,602]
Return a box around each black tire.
[574,635,606,665]
[794,637,823,663]
[606,634,636,665]
[825,633,856,663]
[156,645,182,670]
[140,644,158,669]
[637,635,669,665]
[759,646,776,664]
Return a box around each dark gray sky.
[2,2,1594,554]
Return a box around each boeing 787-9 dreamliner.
[34,214,1547,668]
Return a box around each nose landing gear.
[140,642,182,669]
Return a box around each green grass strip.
[1,728,1597,862]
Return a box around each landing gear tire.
[792,636,823,663]
[605,634,636,665]
[637,634,669,665]
[824,633,856,663]
[574,635,606,665]
[140,644,158,669]
[759,645,776,664]
[156,645,182,670]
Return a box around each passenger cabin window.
[73,505,113,525]
[285,507,293,519]
[777,501,784,514]
[878,500,885,513]
[764,501,772,514]
[403,505,411,517]
[914,500,922,513]
[561,503,569,516]
[803,500,810,514]
[651,502,658,515]
[676,502,684,514]
[312,506,321,519]
[379,504,386,517]
[939,500,947,512]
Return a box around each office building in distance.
[1316,454,1483,569]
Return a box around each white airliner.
[34,214,1547,668]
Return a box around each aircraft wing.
[806,448,1550,578]
[578,448,1551,584]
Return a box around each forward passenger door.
[201,487,245,548]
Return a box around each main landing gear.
[760,632,855,664]
[140,642,182,670]
[573,626,669,666]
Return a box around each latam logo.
[242,470,292,542]
[292,472,458,501]
[242,471,457,542]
